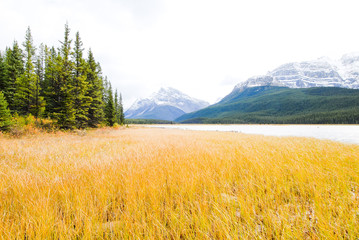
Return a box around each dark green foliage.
[118,93,125,124]
[3,42,24,111]
[114,90,120,124]
[86,49,104,127]
[104,83,116,126]
[0,53,6,92]
[53,23,76,129]
[13,27,38,115]
[177,86,359,124]
[33,43,46,119]
[1,24,120,129]
[114,90,125,125]
[10,27,45,119]
[43,46,63,119]
[0,91,12,131]
[73,32,91,128]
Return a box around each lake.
[149,124,359,145]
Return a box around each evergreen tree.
[0,52,6,92]
[104,83,115,126]
[35,44,45,92]
[86,49,104,127]
[43,46,61,117]
[114,89,119,124]
[73,32,91,128]
[0,91,12,131]
[114,90,124,125]
[1,23,123,129]
[4,42,24,111]
[14,27,38,115]
[102,75,109,104]
[55,23,76,129]
[34,43,46,118]
[119,93,125,124]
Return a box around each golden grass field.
[1,127,359,239]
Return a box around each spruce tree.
[119,93,125,124]
[86,49,104,127]
[104,83,115,126]
[14,27,37,115]
[56,23,76,129]
[102,75,109,104]
[114,89,119,124]
[35,44,45,92]
[43,46,59,117]
[114,90,124,125]
[4,42,24,111]
[33,43,46,119]
[0,53,6,92]
[73,32,91,128]
[0,91,12,131]
[1,23,121,129]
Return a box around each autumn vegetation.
[0,127,358,239]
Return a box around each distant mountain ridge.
[225,53,359,102]
[176,86,359,124]
[127,53,359,123]
[125,87,209,121]
[176,53,359,124]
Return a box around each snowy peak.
[149,87,205,112]
[270,58,343,88]
[234,75,284,92]
[232,53,359,94]
[125,87,209,121]
[341,52,359,65]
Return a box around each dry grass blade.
[0,127,358,239]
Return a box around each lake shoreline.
[147,124,359,145]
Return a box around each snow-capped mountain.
[232,53,359,94]
[125,87,209,121]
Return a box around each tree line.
[0,24,124,130]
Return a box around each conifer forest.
[0,24,124,130]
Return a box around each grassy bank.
[0,127,359,239]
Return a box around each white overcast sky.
[1,0,359,108]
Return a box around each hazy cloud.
[1,0,359,108]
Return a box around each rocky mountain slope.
[176,53,359,124]
[125,87,209,121]
[223,53,359,103]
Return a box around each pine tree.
[4,42,24,111]
[86,49,104,127]
[0,91,12,131]
[104,83,115,126]
[73,32,91,128]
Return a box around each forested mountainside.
[176,87,359,124]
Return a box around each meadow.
[0,127,359,239]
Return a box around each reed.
[0,127,358,239]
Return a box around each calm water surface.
[149,124,359,145]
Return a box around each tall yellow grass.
[0,127,359,239]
